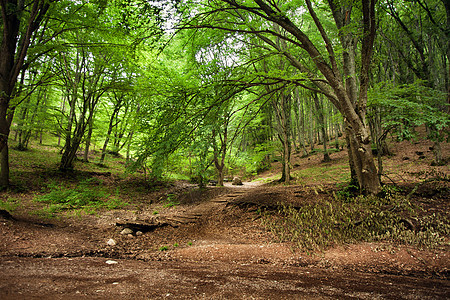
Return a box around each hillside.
[0,136,449,299]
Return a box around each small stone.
[120,228,133,235]
[136,231,143,236]
[232,177,243,185]
[107,239,116,246]
[127,234,134,238]
[105,260,118,264]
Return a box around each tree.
[379,0,449,165]
[99,86,137,164]
[0,0,54,188]
[272,88,292,183]
[312,92,331,162]
[368,81,449,174]
[183,0,381,193]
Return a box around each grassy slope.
[2,133,449,251]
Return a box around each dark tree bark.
[0,0,51,187]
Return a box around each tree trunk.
[0,142,9,190]
[126,131,134,163]
[212,124,228,187]
[83,117,94,162]
[0,0,51,188]
[345,122,379,193]
[0,101,11,189]
[312,93,331,162]
[212,0,381,193]
[273,91,292,183]
[100,104,121,164]
[431,140,444,166]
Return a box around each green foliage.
[368,81,449,142]
[261,187,449,252]
[0,197,20,213]
[35,178,127,216]
[231,142,274,177]
[162,193,179,208]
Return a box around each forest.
[0,0,447,190]
[0,0,449,298]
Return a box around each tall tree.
[0,0,54,188]
[184,0,381,193]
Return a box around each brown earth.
[0,137,449,299]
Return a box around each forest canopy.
[0,0,448,193]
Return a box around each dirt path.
[1,182,449,299]
[1,256,448,299]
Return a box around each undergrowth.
[34,178,127,217]
[261,186,449,253]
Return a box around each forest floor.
[0,136,449,299]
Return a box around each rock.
[105,260,118,264]
[136,231,143,236]
[120,228,134,235]
[107,239,116,246]
[232,177,243,186]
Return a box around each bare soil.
[0,137,449,299]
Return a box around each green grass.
[292,163,350,185]
[34,178,127,217]
[162,193,179,208]
[0,197,20,212]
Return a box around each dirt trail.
[1,256,448,300]
[1,181,449,299]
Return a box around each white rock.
[120,228,133,235]
[232,177,243,185]
[105,260,118,264]
[136,231,143,236]
[107,239,116,246]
